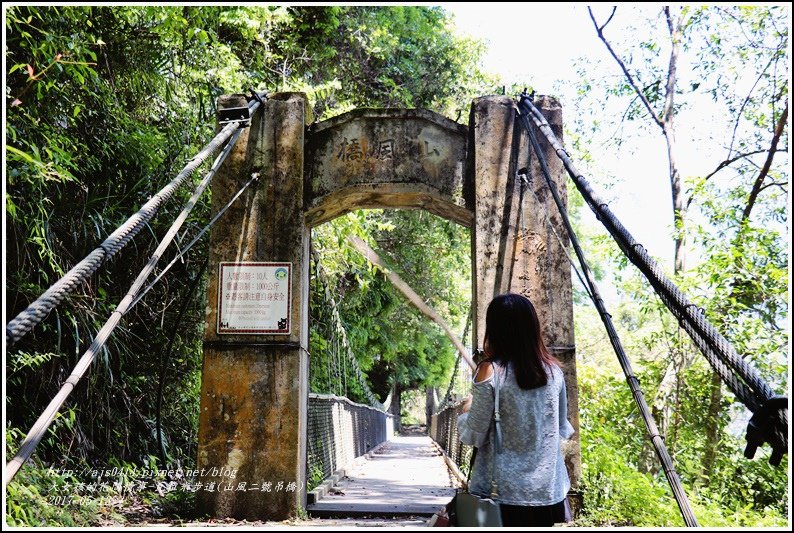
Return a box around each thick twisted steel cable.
[6,92,267,347]
[657,289,786,463]
[519,111,759,423]
[4,128,245,486]
[519,109,699,527]
[127,172,260,311]
[679,315,760,412]
[522,164,755,411]
[518,96,777,404]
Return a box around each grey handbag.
[452,364,504,527]
[454,490,503,527]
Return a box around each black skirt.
[500,498,570,527]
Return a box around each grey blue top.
[457,361,575,506]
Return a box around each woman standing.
[457,293,575,527]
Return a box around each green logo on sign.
[275,267,288,281]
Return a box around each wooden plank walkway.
[306,434,459,518]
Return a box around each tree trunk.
[663,6,686,275]
[700,370,723,485]
[638,7,688,474]
[667,129,687,274]
[389,383,403,433]
[425,386,436,429]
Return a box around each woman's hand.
[460,394,473,413]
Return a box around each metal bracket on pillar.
[202,340,305,351]
[218,106,251,127]
[547,344,576,356]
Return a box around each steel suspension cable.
[155,257,208,464]
[518,106,699,527]
[519,164,744,405]
[5,129,245,486]
[518,95,787,465]
[5,92,267,347]
[436,310,474,414]
[518,95,771,397]
[127,172,260,311]
[439,352,462,411]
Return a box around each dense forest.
[4,5,789,527]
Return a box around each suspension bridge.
[5,91,787,527]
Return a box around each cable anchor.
[744,395,788,466]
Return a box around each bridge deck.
[307,434,459,518]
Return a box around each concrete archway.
[304,108,471,228]
[196,92,579,520]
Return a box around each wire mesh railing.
[306,393,395,490]
[429,400,473,478]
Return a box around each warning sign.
[217,262,291,334]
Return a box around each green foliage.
[5,5,486,525]
[7,4,786,528]
[310,210,471,401]
[568,4,788,526]
[577,363,788,527]
[4,429,122,526]
[5,463,101,527]
[307,458,325,492]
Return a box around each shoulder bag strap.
[493,364,503,454]
[489,364,503,498]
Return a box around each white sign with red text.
[217,262,291,334]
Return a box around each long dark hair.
[485,293,558,390]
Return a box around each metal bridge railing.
[429,401,472,478]
[306,393,395,490]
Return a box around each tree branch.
[726,55,775,158]
[588,6,664,129]
[705,149,771,179]
[602,94,639,147]
[662,7,680,126]
[757,181,787,194]
[347,235,475,370]
[741,103,788,222]
[599,6,617,32]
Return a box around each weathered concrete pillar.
[470,95,522,348]
[515,96,581,495]
[197,92,311,520]
[469,95,581,494]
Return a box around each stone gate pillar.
[469,95,581,495]
[197,92,311,520]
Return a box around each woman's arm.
[559,373,576,439]
[457,362,496,446]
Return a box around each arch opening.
[305,208,473,504]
